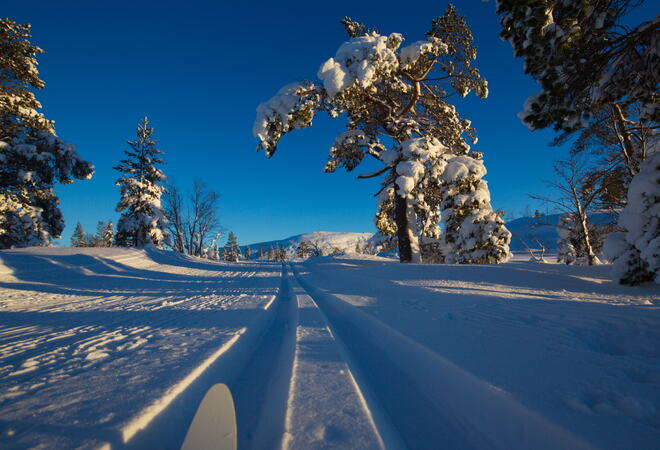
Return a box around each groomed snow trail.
[293,254,660,450]
[281,267,388,450]
[291,264,590,450]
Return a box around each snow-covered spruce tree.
[114,117,168,248]
[604,150,659,284]
[70,222,87,247]
[102,221,114,247]
[494,0,659,133]
[492,1,658,278]
[437,153,511,264]
[556,213,578,265]
[0,19,94,248]
[254,6,509,263]
[244,246,251,260]
[224,232,240,262]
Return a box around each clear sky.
[4,0,652,246]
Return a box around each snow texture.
[0,247,659,449]
[317,34,402,97]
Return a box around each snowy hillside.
[0,247,658,449]
[243,231,383,257]
[246,212,617,258]
[507,212,615,251]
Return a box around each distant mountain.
[242,212,617,258]
[506,212,616,251]
[242,231,388,258]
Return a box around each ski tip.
[181,384,237,450]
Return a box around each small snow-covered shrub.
[604,151,659,284]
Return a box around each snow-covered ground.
[0,247,658,449]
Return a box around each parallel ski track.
[288,264,592,450]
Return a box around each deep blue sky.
[5,1,653,246]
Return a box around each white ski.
[181,384,237,450]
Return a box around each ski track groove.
[288,263,594,450]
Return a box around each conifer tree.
[244,246,251,260]
[494,0,658,133]
[267,245,274,260]
[70,222,87,247]
[254,6,509,262]
[224,232,240,262]
[492,1,658,280]
[114,117,168,248]
[604,151,659,284]
[102,221,114,247]
[0,19,94,248]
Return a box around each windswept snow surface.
[0,248,659,449]
[0,247,282,449]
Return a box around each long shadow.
[303,256,659,298]
[0,250,280,284]
[0,252,280,298]
[0,309,264,330]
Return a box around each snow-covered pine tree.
[0,19,94,249]
[102,221,114,247]
[253,6,510,263]
[556,214,578,265]
[267,245,274,260]
[437,153,511,264]
[492,1,658,279]
[211,244,219,261]
[244,246,251,260]
[114,117,168,248]
[224,232,240,262]
[604,150,659,284]
[494,0,659,132]
[70,222,87,247]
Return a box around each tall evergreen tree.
[494,0,658,132]
[114,117,168,248]
[493,0,658,281]
[70,222,87,247]
[224,232,240,262]
[102,221,114,247]
[0,19,94,248]
[254,6,509,262]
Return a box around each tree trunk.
[394,194,422,263]
[575,198,597,265]
[609,103,637,176]
[394,194,413,262]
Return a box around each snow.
[507,212,615,252]
[243,231,380,259]
[317,34,402,97]
[253,82,309,141]
[1,247,659,449]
